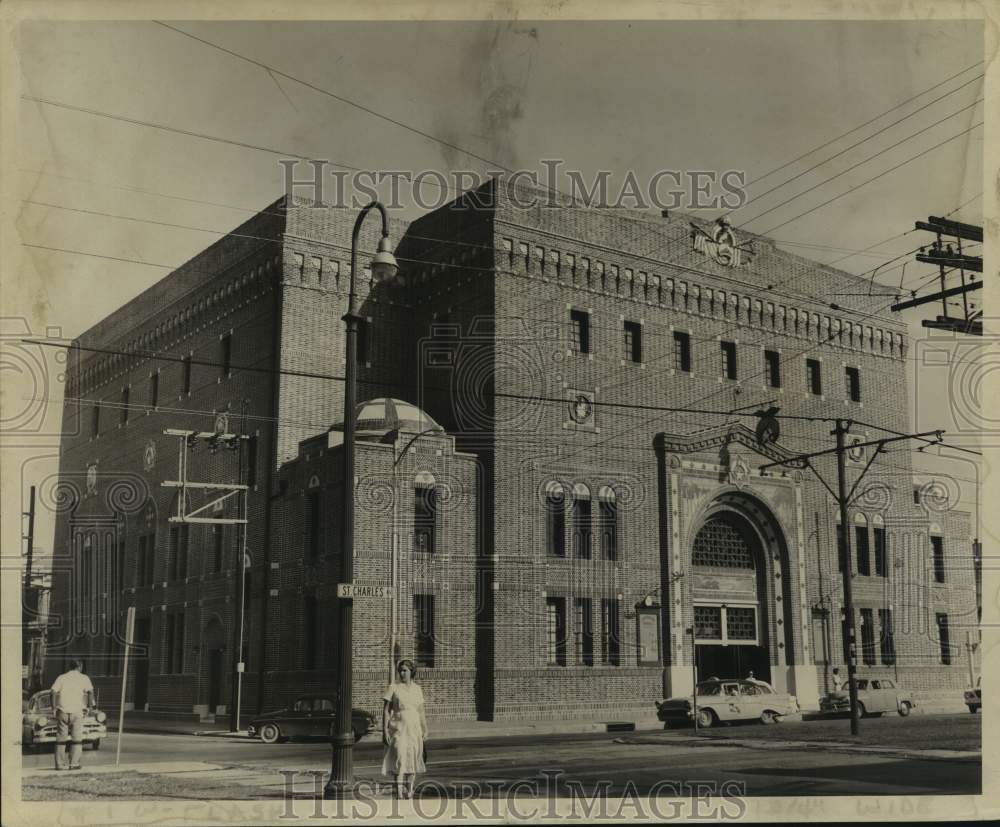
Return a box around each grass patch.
[22,771,279,801]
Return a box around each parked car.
[248,695,377,744]
[22,689,108,751]
[819,677,914,717]
[656,678,799,728]
[964,677,981,713]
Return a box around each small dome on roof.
[334,398,444,440]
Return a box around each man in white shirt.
[51,659,95,770]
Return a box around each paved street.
[21,714,980,800]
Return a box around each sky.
[3,16,989,565]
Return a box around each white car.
[22,689,108,751]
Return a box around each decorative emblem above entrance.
[727,456,751,488]
[564,389,598,432]
[86,462,98,495]
[214,411,230,435]
[691,217,755,268]
[570,394,593,424]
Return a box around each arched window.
[598,486,618,561]
[414,471,438,554]
[572,482,592,559]
[544,481,566,557]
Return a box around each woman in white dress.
[381,659,428,798]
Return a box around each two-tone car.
[656,678,799,728]
[819,677,914,717]
[964,676,981,713]
[248,695,377,744]
[22,689,108,751]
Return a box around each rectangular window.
[518,242,530,270]
[357,319,371,364]
[873,527,887,577]
[575,597,594,666]
[182,355,192,395]
[721,341,737,380]
[306,490,321,560]
[572,496,591,559]
[414,485,437,554]
[165,614,175,673]
[92,402,100,438]
[879,608,896,665]
[212,525,224,573]
[166,612,185,674]
[932,536,945,583]
[599,498,618,561]
[764,350,781,388]
[570,309,590,354]
[623,321,642,363]
[303,594,317,669]
[806,359,822,395]
[860,608,876,666]
[855,525,871,576]
[169,525,189,581]
[546,597,567,666]
[673,331,691,373]
[936,612,951,664]
[846,366,861,402]
[601,598,621,666]
[149,372,159,409]
[534,246,545,273]
[120,385,130,425]
[694,605,723,641]
[220,333,232,378]
[501,238,513,267]
[414,594,435,667]
[546,492,566,557]
[726,607,758,642]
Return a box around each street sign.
[337,583,394,599]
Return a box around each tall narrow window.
[220,333,232,378]
[305,490,321,560]
[572,489,591,559]
[601,598,621,666]
[598,491,618,561]
[181,355,192,395]
[357,319,371,364]
[860,608,876,665]
[855,524,871,576]
[931,535,945,583]
[546,487,566,557]
[764,350,781,388]
[623,321,642,363]
[846,366,861,402]
[414,594,435,667]
[169,525,189,581]
[721,341,737,380]
[936,613,951,664]
[414,484,437,554]
[570,309,590,354]
[92,402,100,438]
[806,359,822,395]
[120,385,130,425]
[149,372,159,409]
[873,527,888,577]
[575,598,594,666]
[879,608,896,665]
[673,331,691,372]
[303,594,317,669]
[212,525,225,573]
[546,597,567,666]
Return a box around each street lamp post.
[324,201,397,799]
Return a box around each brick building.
[45,177,977,723]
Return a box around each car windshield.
[35,694,53,712]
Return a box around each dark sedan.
[248,695,376,744]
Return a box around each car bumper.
[28,724,107,744]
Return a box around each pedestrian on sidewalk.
[831,667,844,693]
[381,659,428,799]
[51,658,95,771]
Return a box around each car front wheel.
[855,702,867,719]
[259,723,283,744]
[897,702,912,717]
[760,710,780,725]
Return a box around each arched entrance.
[688,492,794,686]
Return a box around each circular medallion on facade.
[143,439,157,471]
[86,462,98,496]
[570,394,593,424]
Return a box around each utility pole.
[22,486,37,686]
[229,400,250,733]
[759,415,943,735]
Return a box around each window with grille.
[599,498,617,560]
[874,528,887,577]
[570,309,590,354]
[600,598,621,666]
[696,605,758,645]
[726,607,757,641]
[721,341,737,380]
[932,536,945,583]
[692,520,754,568]
[673,331,691,372]
[846,366,861,401]
[694,606,723,641]
[806,359,822,395]
[575,598,594,666]
[860,608,876,665]
[623,321,642,363]
[546,597,567,666]
[414,594,435,667]
[546,491,566,557]
[936,612,951,664]
[572,495,591,559]
[856,525,871,576]
[414,485,437,554]
[764,350,781,388]
[879,608,896,665]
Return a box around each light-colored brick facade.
[46,178,978,722]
